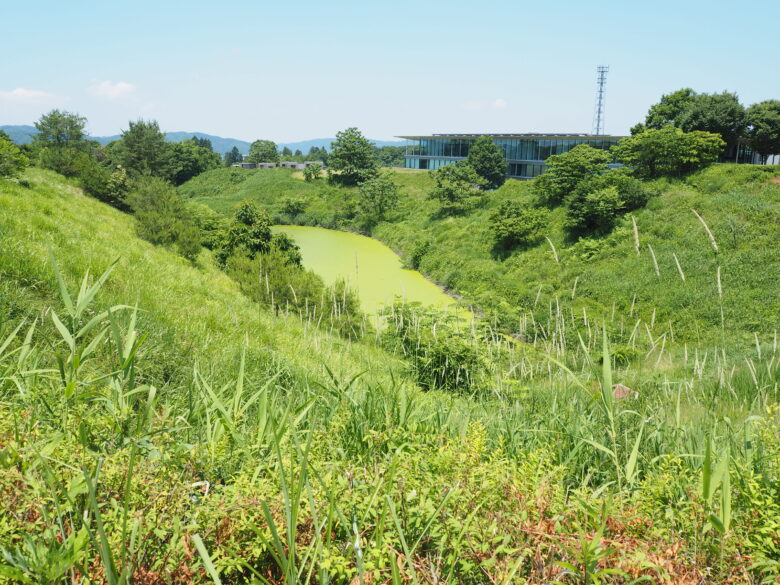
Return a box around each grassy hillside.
[2,168,780,583]
[184,164,780,348]
[0,168,405,391]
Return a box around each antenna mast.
[592,65,609,135]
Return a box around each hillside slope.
[0,168,405,391]
[184,164,780,347]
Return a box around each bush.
[188,202,229,249]
[534,144,612,206]
[303,163,322,182]
[564,185,624,237]
[383,303,485,392]
[37,146,92,178]
[128,176,202,261]
[467,135,508,189]
[612,126,725,178]
[0,137,29,178]
[428,162,486,216]
[281,197,307,217]
[489,201,548,250]
[216,200,272,265]
[80,162,130,211]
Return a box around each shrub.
[489,201,548,250]
[281,197,307,217]
[128,176,202,261]
[80,162,130,211]
[37,146,92,178]
[358,171,400,229]
[303,163,323,182]
[188,202,229,249]
[564,185,624,237]
[612,126,725,178]
[0,137,29,178]
[216,200,272,264]
[467,135,508,189]
[383,303,485,392]
[428,162,486,216]
[534,144,612,206]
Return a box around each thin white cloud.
[491,98,508,110]
[0,88,56,104]
[88,80,135,99]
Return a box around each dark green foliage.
[383,304,484,392]
[281,197,307,217]
[188,202,229,249]
[644,88,697,129]
[127,176,202,261]
[328,127,379,186]
[33,109,87,148]
[165,139,221,186]
[409,239,431,270]
[564,185,624,237]
[226,244,365,339]
[467,135,508,189]
[80,162,130,210]
[294,149,302,157]
[216,199,272,264]
[223,146,242,166]
[0,137,29,178]
[373,145,406,167]
[428,162,486,215]
[116,119,169,177]
[613,126,725,178]
[678,92,747,149]
[490,201,548,250]
[37,146,93,177]
[747,100,780,162]
[358,171,400,229]
[281,146,292,157]
[247,139,280,164]
[303,163,322,182]
[534,144,612,206]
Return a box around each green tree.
[644,88,697,129]
[564,186,625,237]
[246,139,280,163]
[489,201,547,250]
[612,126,724,178]
[328,127,378,186]
[294,149,302,157]
[533,144,611,206]
[358,172,400,229]
[678,92,747,150]
[303,163,323,182]
[467,135,508,189]
[281,146,292,157]
[428,162,486,215]
[80,162,130,210]
[747,100,780,164]
[0,137,29,178]
[217,200,273,264]
[127,176,201,261]
[224,146,242,166]
[117,119,170,177]
[165,139,221,185]
[33,109,87,148]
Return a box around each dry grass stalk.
[673,253,686,282]
[545,237,559,264]
[631,215,640,255]
[647,244,660,277]
[692,209,719,253]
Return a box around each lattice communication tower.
[592,65,609,135]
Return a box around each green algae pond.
[272,225,464,317]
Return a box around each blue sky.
[2,0,777,142]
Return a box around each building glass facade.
[398,134,625,179]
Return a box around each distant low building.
[232,160,326,171]
[232,162,257,169]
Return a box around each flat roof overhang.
[396,133,627,140]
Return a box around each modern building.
[397,133,626,179]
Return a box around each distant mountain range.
[1,125,407,155]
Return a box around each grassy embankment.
[182,164,780,349]
[0,167,779,583]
